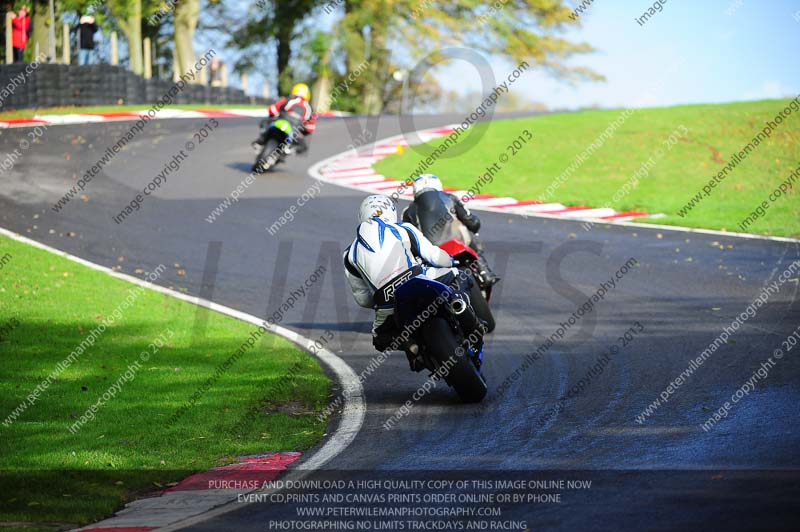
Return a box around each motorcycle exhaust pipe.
[450,297,467,315]
[450,296,479,334]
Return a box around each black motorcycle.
[439,239,495,332]
[406,191,498,325]
[252,117,297,173]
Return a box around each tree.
[297,31,332,110]
[440,89,548,114]
[173,0,200,78]
[334,0,602,113]
[141,1,172,78]
[0,2,11,63]
[30,0,49,61]
[107,0,143,74]
[220,0,323,95]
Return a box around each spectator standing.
[11,6,31,63]
[75,15,97,65]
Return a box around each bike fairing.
[343,217,455,330]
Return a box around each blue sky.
[439,0,800,110]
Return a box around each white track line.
[0,226,365,531]
[307,127,800,244]
[593,219,800,243]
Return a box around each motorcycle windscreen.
[414,190,466,245]
[393,277,453,329]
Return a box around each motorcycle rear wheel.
[468,279,495,333]
[422,317,487,403]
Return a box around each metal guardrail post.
[110,31,118,65]
[143,37,151,78]
[5,13,12,64]
[62,22,70,64]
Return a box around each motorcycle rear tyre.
[422,317,487,403]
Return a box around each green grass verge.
[374,99,800,238]
[0,235,330,529]
[0,103,265,121]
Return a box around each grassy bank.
[0,235,329,529]
[374,99,800,238]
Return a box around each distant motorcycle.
[391,273,488,403]
[252,118,298,173]
[439,239,496,333]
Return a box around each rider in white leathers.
[343,195,457,367]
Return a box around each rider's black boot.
[470,235,500,286]
[476,252,500,286]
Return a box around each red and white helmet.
[412,173,443,197]
[358,194,397,224]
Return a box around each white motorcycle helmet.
[412,173,444,197]
[358,194,397,224]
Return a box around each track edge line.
[0,225,365,531]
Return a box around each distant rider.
[343,194,478,370]
[401,174,499,285]
[254,83,316,153]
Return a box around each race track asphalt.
[1,114,799,531]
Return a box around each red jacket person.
[11,7,31,63]
[254,83,316,153]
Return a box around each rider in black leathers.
[401,174,499,285]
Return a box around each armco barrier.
[0,63,267,110]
